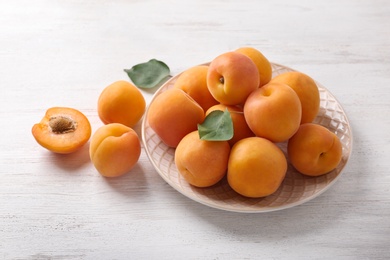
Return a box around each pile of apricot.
[32,46,343,200]
[148,47,343,198]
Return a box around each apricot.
[244,82,302,143]
[32,107,91,154]
[287,123,343,176]
[235,47,272,87]
[89,123,141,177]
[207,51,260,105]
[175,131,231,187]
[98,80,146,128]
[270,71,320,124]
[147,88,205,148]
[174,65,219,111]
[206,104,255,147]
[227,137,287,198]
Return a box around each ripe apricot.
[206,104,255,147]
[175,131,231,187]
[227,137,287,198]
[235,47,272,87]
[174,65,219,111]
[147,88,205,148]
[244,82,302,143]
[89,123,141,177]
[32,107,91,154]
[207,51,260,105]
[288,123,343,176]
[98,80,146,128]
[271,71,320,124]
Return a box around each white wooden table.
[1,0,389,259]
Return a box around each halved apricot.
[32,107,91,154]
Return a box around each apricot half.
[89,123,141,177]
[32,107,91,154]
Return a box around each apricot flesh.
[89,123,141,177]
[32,107,91,154]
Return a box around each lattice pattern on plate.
[141,63,353,213]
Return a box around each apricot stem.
[219,76,224,84]
[49,116,77,134]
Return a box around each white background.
[1,0,389,259]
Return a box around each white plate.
[141,62,353,213]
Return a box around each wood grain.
[1,0,389,259]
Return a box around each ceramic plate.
[141,62,353,213]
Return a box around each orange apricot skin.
[271,71,320,124]
[244,82,302,143]
[207,51,260,105]
[227,137,287,198]
[98,80,146,128]
[174,65,219,111]
[147,88,205,148]
[287,123,343,176]
[89,123,141,177]
[175,131,231,188]
[31,107,91,154]
[235,47,273,87]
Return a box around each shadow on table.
[48,142,91,171]
[102,163,150,198]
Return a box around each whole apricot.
[175,131,231,188]
[227,137,287,198]
[98,80,146,128]
[89,123,141,177]
[206,104,255,147]
[244,82,302,143]
[174,65,219,111]
[147,88,205,148]
[207,51,260,105]
[271,71,320,124]
[32,107,91,154]
[287,123,343,176]
[235,47,272,87]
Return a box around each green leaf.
[198,109,234,141]
[124,59,170,89]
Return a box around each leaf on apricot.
[124,59,171,89]
[198,109,233,141]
